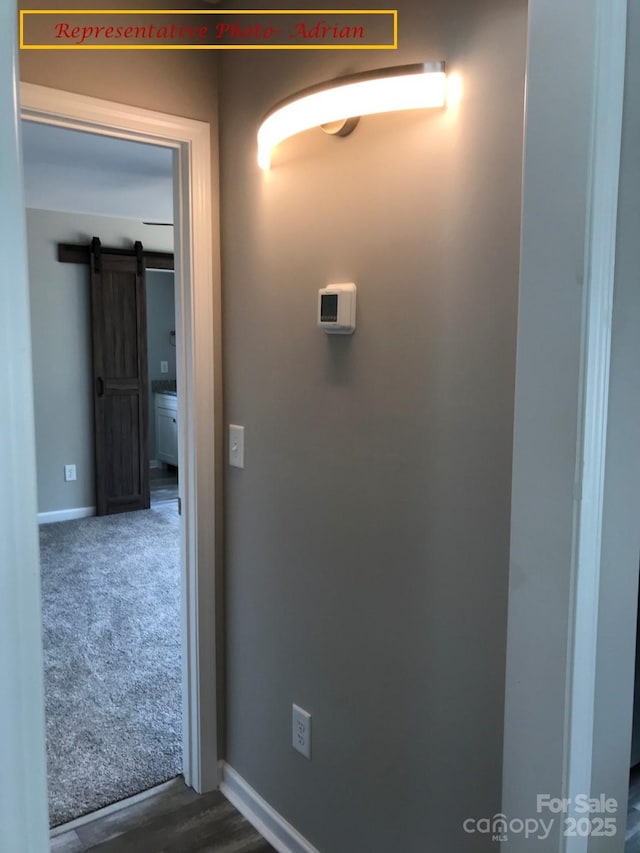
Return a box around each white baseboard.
[219,762,320,853]
[38,506,96,524]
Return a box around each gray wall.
[219,1,526,850]
[146,270,177,462]
[18,0,218,127]
[27,208,173,514]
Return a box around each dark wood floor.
[50,778,275,853]
[52,768,640,852]
[627,766,640,850]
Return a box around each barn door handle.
[96,377,104,397]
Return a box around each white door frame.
[0,6,49,851]
[19,83,220,796]
[502,1,630,851]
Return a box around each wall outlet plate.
[64,464,77,482]
[292,703,311,760]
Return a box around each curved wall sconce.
[257,62,446,170]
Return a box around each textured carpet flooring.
[39,502,182,827]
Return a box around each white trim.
[38,506,95,525]
[502,1,627,849]
[220,763,321,853]
[19,83,221,794]
[561,3,627,847]
[0,7,50,851]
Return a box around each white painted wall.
[26,208,173,515]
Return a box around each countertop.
[151,379,177,395]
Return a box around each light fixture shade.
[257,62,446,169]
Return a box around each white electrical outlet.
[64,464,77,482]
[292,704,311,760]
[160,361,169,374]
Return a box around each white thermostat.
[318,282,356,334]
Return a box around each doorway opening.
[20,82,220,821]
[22,119,186,825]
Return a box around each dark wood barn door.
[90,238,150,515]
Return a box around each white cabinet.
[155,392,178,467]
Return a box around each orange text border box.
[19,9,398,50]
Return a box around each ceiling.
[21,120,174,222]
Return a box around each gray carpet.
[39,502,182,827]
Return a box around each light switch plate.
[229,424,245,468]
